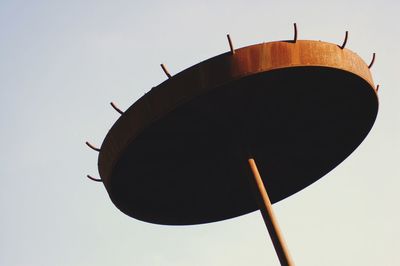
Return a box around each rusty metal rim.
[98,40,377,191]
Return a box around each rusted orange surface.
[96,40,378,225]
[99,40,374,186]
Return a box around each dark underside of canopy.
[107,66,378,225]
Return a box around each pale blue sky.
[0,0,399,265]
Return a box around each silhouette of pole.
[248,158,295,266]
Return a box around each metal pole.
[248,158,295,266]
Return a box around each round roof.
[98,40,378,225]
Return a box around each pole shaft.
[248,158,295,266]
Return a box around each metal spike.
[227,34,235,55]
[339,31,348,49]
[85,141,100,152]
[293,23,298,43]
[110,102,124,115]
[161,64,172,78]
[368,53,376,68]
[87,175,102,182]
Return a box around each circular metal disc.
[98,40,378,225]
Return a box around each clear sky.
[0,0,399,265]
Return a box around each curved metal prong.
[368,53,376,68]
[87,175,102,182]
[376,84,380,92]
[293,23,297,43]
[85,141,100,152]
[227,34,235,55]
[160,64,172,78]
[339,31,348,49]
[110,102,124,115]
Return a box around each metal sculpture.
[85,24,379,265]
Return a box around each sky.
[0,0,399,265]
